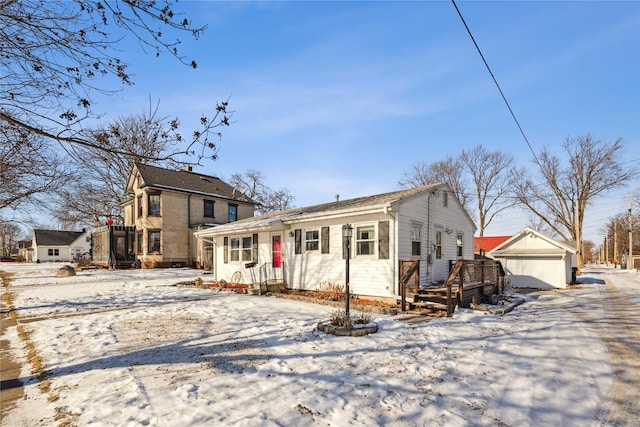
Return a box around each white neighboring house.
[194,184,476,301]
[32,229,91,263]
[487,227,577,289]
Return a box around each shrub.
[328,310,352,329]
[328,310,372,328]
[352,311,371,325]
[76,258,92,268]
[317,282,344,301]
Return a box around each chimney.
[184,166,192,172]
[335,194,340,202]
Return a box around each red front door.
[272,235,282,268]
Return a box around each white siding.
[285,213,396,297]
[394,189,475,285]
[198,183,477,299]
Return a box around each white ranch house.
[194,184,476,301]
[32,229,91,263]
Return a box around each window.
[435,230,442,259]
[457,232,463,257]
[228,204,238,222]
[356,225,375,255]
[136,231,144,254]
[148,230,161,253]
[230,238,240,261]
[204,200,215,218]
[411,223,422,256]
[229,236,254,262]
[443,191,448,207]
[48,248,59,257]
[148,194,161,216]
[137,195,143,217]
[305,230,319,251]
[242,236,253,261]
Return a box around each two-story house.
[92,164,255,268]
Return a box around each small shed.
[487,228,577,289]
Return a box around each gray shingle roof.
[33,229,84,246]
[134,163,255,203]
[202,184,441,233]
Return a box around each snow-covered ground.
[1,263,635,426]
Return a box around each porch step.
[410,301,449,311]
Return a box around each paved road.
[564,269,640,427]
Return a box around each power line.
[451,0,541,166]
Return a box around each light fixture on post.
[342,224,353,316]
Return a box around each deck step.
[411,301,448,309]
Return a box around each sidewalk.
[0,297,23,421]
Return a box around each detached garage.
[487,228,577,289]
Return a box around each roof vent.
[184,166,192,172]
[335,194,340,202]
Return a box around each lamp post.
[342,224,353,317]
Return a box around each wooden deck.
[400,259,505,315]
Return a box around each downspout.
[426,188,439,283]
[187,194,192,265]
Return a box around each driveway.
[560,268,640,426]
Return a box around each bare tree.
[1,0,229,163]
[581,240,596,264]
[229,169,295,215]
[0,221,22,257]
[1,122,75,210]
[460,145,516,236]
[398,156,470,211]
[526,212,555,237]
[512,135,637,269]
[53,107,193,228]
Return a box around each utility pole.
[575,201,581,273]
[629,194,634,270]
[614,220,618,268]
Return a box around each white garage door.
[502,256,564,289]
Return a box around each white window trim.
[411,222,422,257]
[305,230,320,252]
[229,235,254,262]
[356,224,376,257]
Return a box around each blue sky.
[98,0,640,244]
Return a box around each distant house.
[16,239,33,262]
[474,235,511,257]
[32,229,91,262]
[194,183,476,301]
[93,163,256,268]
[486,228,577,289]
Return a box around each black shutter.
[294,229,302,254]
[252,233,258,263]
[321,226,330,254]
[378,220,389,260]
[223,236,228,264]
[342,232,349,260]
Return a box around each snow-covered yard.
[0,263,627,426]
